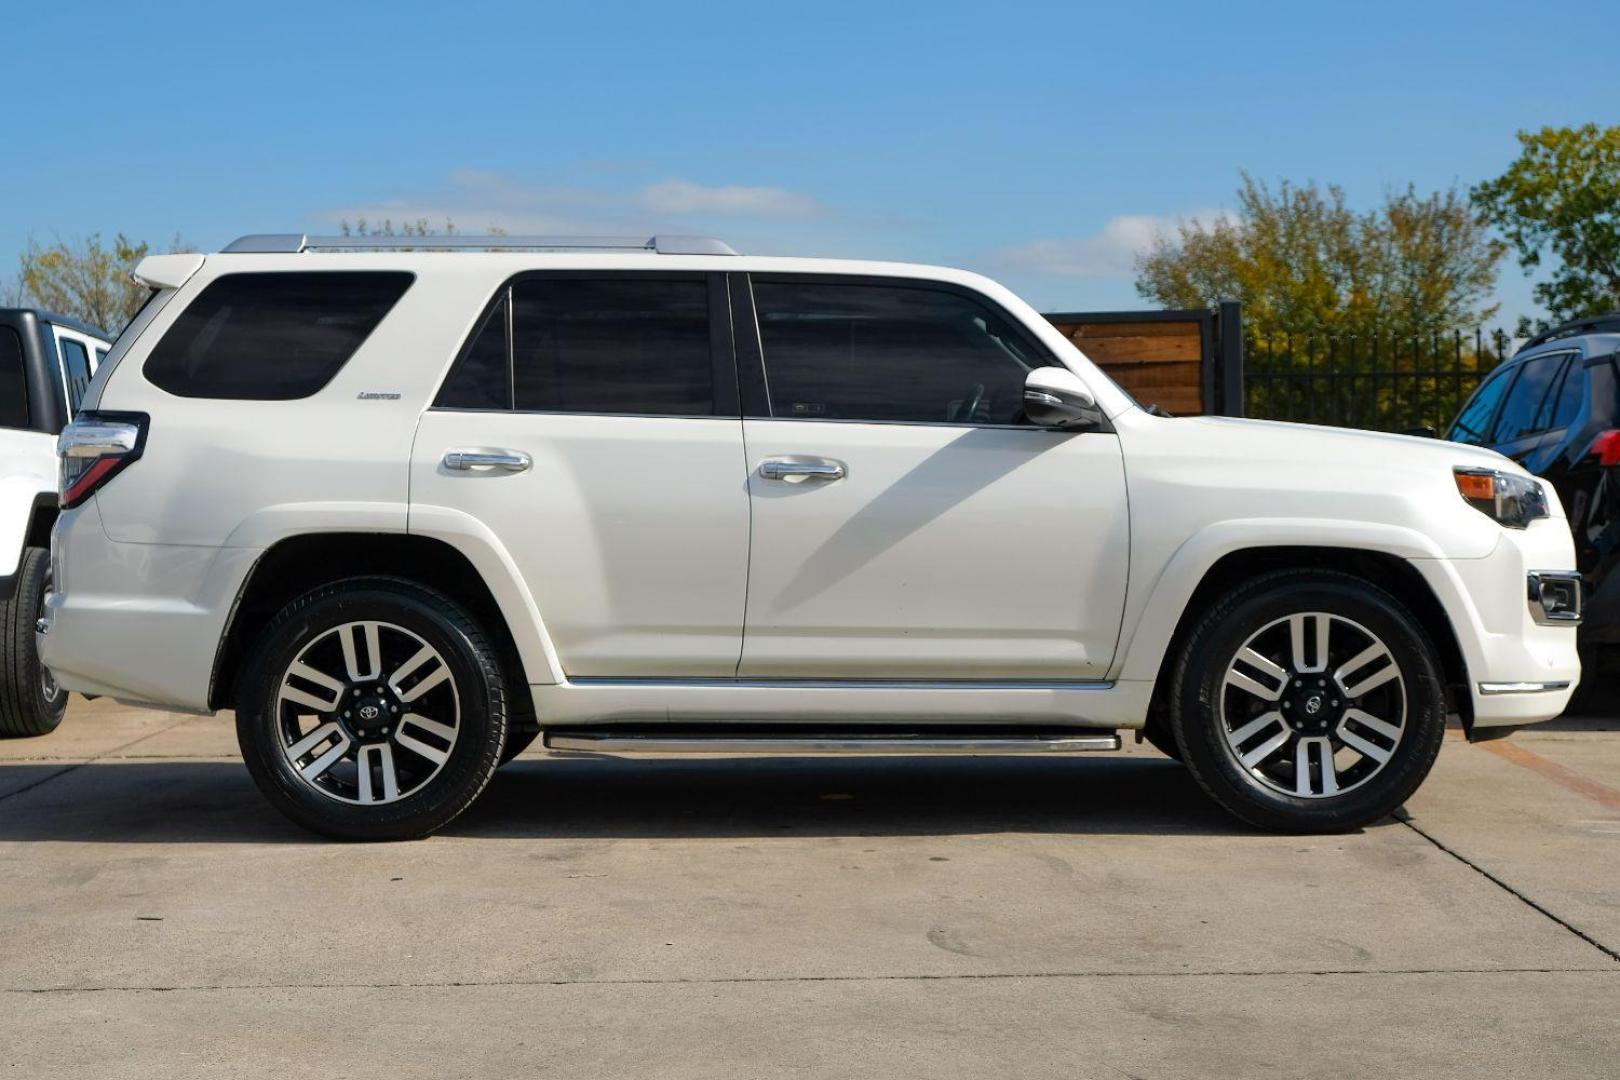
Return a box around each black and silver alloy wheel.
[277,621,461,806]
[1219,612,1405,799]
[238,578,509,841]
[1170,570,1446,833]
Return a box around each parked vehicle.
[1446,314,1620,662]
[1,309,109,737]
[38,235,1582,839]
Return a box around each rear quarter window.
[142,271,413,400]
[0,327,27,428]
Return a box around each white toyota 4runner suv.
[38,234,1582,840]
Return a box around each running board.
[541,730,1122,756]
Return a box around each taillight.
[1585,429,1620,467]
[57,411,148,508]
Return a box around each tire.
[236,577,508,840]
[1168,569,1446,833]
[0,546,68,738]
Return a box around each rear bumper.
[1412,518,1581,731]
[36,503,256,713]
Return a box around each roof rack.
[219,234,738,256]
[1519,312,1620,353]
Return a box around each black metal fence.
[1243,329,1518,433]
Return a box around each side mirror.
[1023,366,1101,429]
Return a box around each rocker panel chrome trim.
[543,731,1122,756]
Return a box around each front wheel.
[236,578,509,840]
[1169,570,1446,832]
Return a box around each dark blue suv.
[1448,313,1620,651]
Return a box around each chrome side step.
[542,731,1122,756]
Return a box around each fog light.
[1528,571,1582,624]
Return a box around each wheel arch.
[1135,546,1471,743]
[208,531,552,714]
[0,492,58,602]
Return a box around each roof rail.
[219,234,738,256]
[1518,312,1620,353]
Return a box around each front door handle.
[443,449,532,473]
[758,456,847,482]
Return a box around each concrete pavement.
[1,699,1616,1078]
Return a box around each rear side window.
[751,279,1049,425]
[59,338,92,414]
[436,275,716,417]
[1547,358,1586,431]
[143,272,413,400]
[0,328,27,429]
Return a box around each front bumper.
[1412,517,1582,731]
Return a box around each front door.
[734,275,1129,680]
[411,271,749,678]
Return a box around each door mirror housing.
[1023,367,1101,429]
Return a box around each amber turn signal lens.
[1454,471,1495,501]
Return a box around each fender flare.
[1111,517,1453,685]
[219,501,564,688]
[0,491,57,602]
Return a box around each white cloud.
[639,179,823,217]
[316,170,825,236]
[995,210,1236,278]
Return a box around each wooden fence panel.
[1044,314,1209,415]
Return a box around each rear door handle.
[443,449,532,473]
[758,456,847,482]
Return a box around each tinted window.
[143,272,412,400]
[59,338,92,415]
[436,295,511,409]
[1548,358,1586,431]
[752,280,1048,424]
[0,328,27,429]
[1449,367,1510,444]
[510,277,712,415]
[1492,353,1566,443]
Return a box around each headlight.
[1454,467,1548,528]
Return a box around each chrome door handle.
[443,449,532,473]
[758,457,847,482]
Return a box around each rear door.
[732,274,1129,680]
[410,272,750,678]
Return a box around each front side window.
[751,279,1049,425]
[436,275,715,417]
[143,271,413,400]
[1449,367,1512,445]
[1492,352,1567,443]
[58,338,92,414]
[0,328,27,429]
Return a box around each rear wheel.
[1169,570,1446,832]
[236,578,508,840]
[0,547,68,738]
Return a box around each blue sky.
[5,0,1615,320]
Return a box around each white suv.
[38,234,1582,839]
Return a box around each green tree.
[1135,175,1504,341]
[1472,124,1620,323]
[17,233,164,331]
[338,218,505,238]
